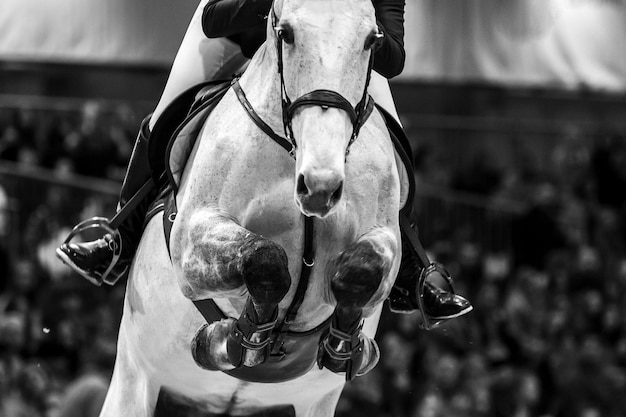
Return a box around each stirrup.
[417,262,456,330]
[59,217,123,286]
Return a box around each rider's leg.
[149,0,248,131]
[56,117,155,283]
[368,72,472,320]
[387,210,472,318]
[57,0,247,284]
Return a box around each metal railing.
[0,160,523,261]
[414,185,522,253]
[0,161,120,259]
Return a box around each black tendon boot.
[56,116,157,286]
[388,226,473,320]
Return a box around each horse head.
[271,0,383,218]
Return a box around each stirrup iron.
[60,216,123,286]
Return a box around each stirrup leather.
[60,216,123,286]
[417,262,456,330]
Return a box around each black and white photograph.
[1,1,625,416]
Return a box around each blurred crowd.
[0,104,131,416]
[339,127,626,417]
[0,103,136,180]
[1,104,626,417]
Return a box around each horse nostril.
[297,174,309,196]
[331,181,343,204]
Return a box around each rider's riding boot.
[56,116,157,285]
[56,233,128,284]
[388,230,473,319]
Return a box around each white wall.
[402,0,626,91]
[0,0,197,65]
[0,0,624,91]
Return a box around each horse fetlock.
[191,320,236,372]
[227,298,278,368]
[239,237,291,305]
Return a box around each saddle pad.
[165,81,232,191]
[376,105,415,217]
[148,79,230,187]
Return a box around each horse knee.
[239,236,291,305]
[330,241,387,308]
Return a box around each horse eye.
[275,26,295,44]
[364,31,384,51]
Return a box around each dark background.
[1,58,626,417]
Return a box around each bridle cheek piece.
[272,9,375,159]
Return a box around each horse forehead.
[279,0,373,9]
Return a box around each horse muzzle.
[296,170,344,218]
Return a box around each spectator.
[591,132,626,211]
[2,102,626,417]
[0,185,11,291]
[63,102,122,178]
[52,336,114,417]
[512,181,568,269]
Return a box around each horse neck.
[238,43,284,133]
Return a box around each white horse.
[101,0,404,415]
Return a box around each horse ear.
[271,0,290,21]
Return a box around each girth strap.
[271,215,315,355]
[284,215,315,324]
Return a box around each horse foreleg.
[174,210,291,370]
[225,233,291,368]
[319,227,397,381]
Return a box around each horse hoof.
[191,319,236,371]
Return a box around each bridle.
[270,7,376,158]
